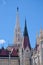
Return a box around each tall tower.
[14,7,22,46]
[14,7,23,65]
[23,19,31,65]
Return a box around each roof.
[0,47,9,56]
[23,19,28,36]
[23,37,31,50]
[0,47,19,57]
[11,48,18,56]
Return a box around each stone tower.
[14,7,22,46]
[14,7,23,65]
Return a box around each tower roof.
[23,19,31,50]
[23,19,28,36]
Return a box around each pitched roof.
[11,48,18,56]
[0,47,9,56]
[23,19,28,36]
[0,47,18,57]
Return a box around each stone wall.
[0,57,19,65]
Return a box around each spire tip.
[17,7,19,12]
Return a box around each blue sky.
[0,0,43,48]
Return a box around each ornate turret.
[14,7,22,46]
[23,19,31,50]
[15,7,20,30]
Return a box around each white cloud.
[0,40,6,44]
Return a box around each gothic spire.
[15,7,20,29]
[23,19,28,36]
[23,19,31,50]
[14,7,22,45]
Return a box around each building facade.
[0,7,43,65]
[32,29,43,65]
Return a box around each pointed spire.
[23,19,31,50]
[23,19,28,36]
[14,7,22,45]
[15,6,20,29]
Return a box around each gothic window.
[16,34,17,37]
[17,49,19,52]
[18,34,20,37]
[18,28,20,32]
[26,50,28,52]
[18,34,20,41]
[15,29,17,33]
[18,37,20,41]
[18,44,20,47]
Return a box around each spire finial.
[17,7,19,12]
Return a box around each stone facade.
[32,29,43,65]
[0,57,19,65]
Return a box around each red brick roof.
[11,48,18,56]
[0,47,18,57]
[0,48,8,55]
[23,36,31,50]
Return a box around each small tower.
[23,19,31,65]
